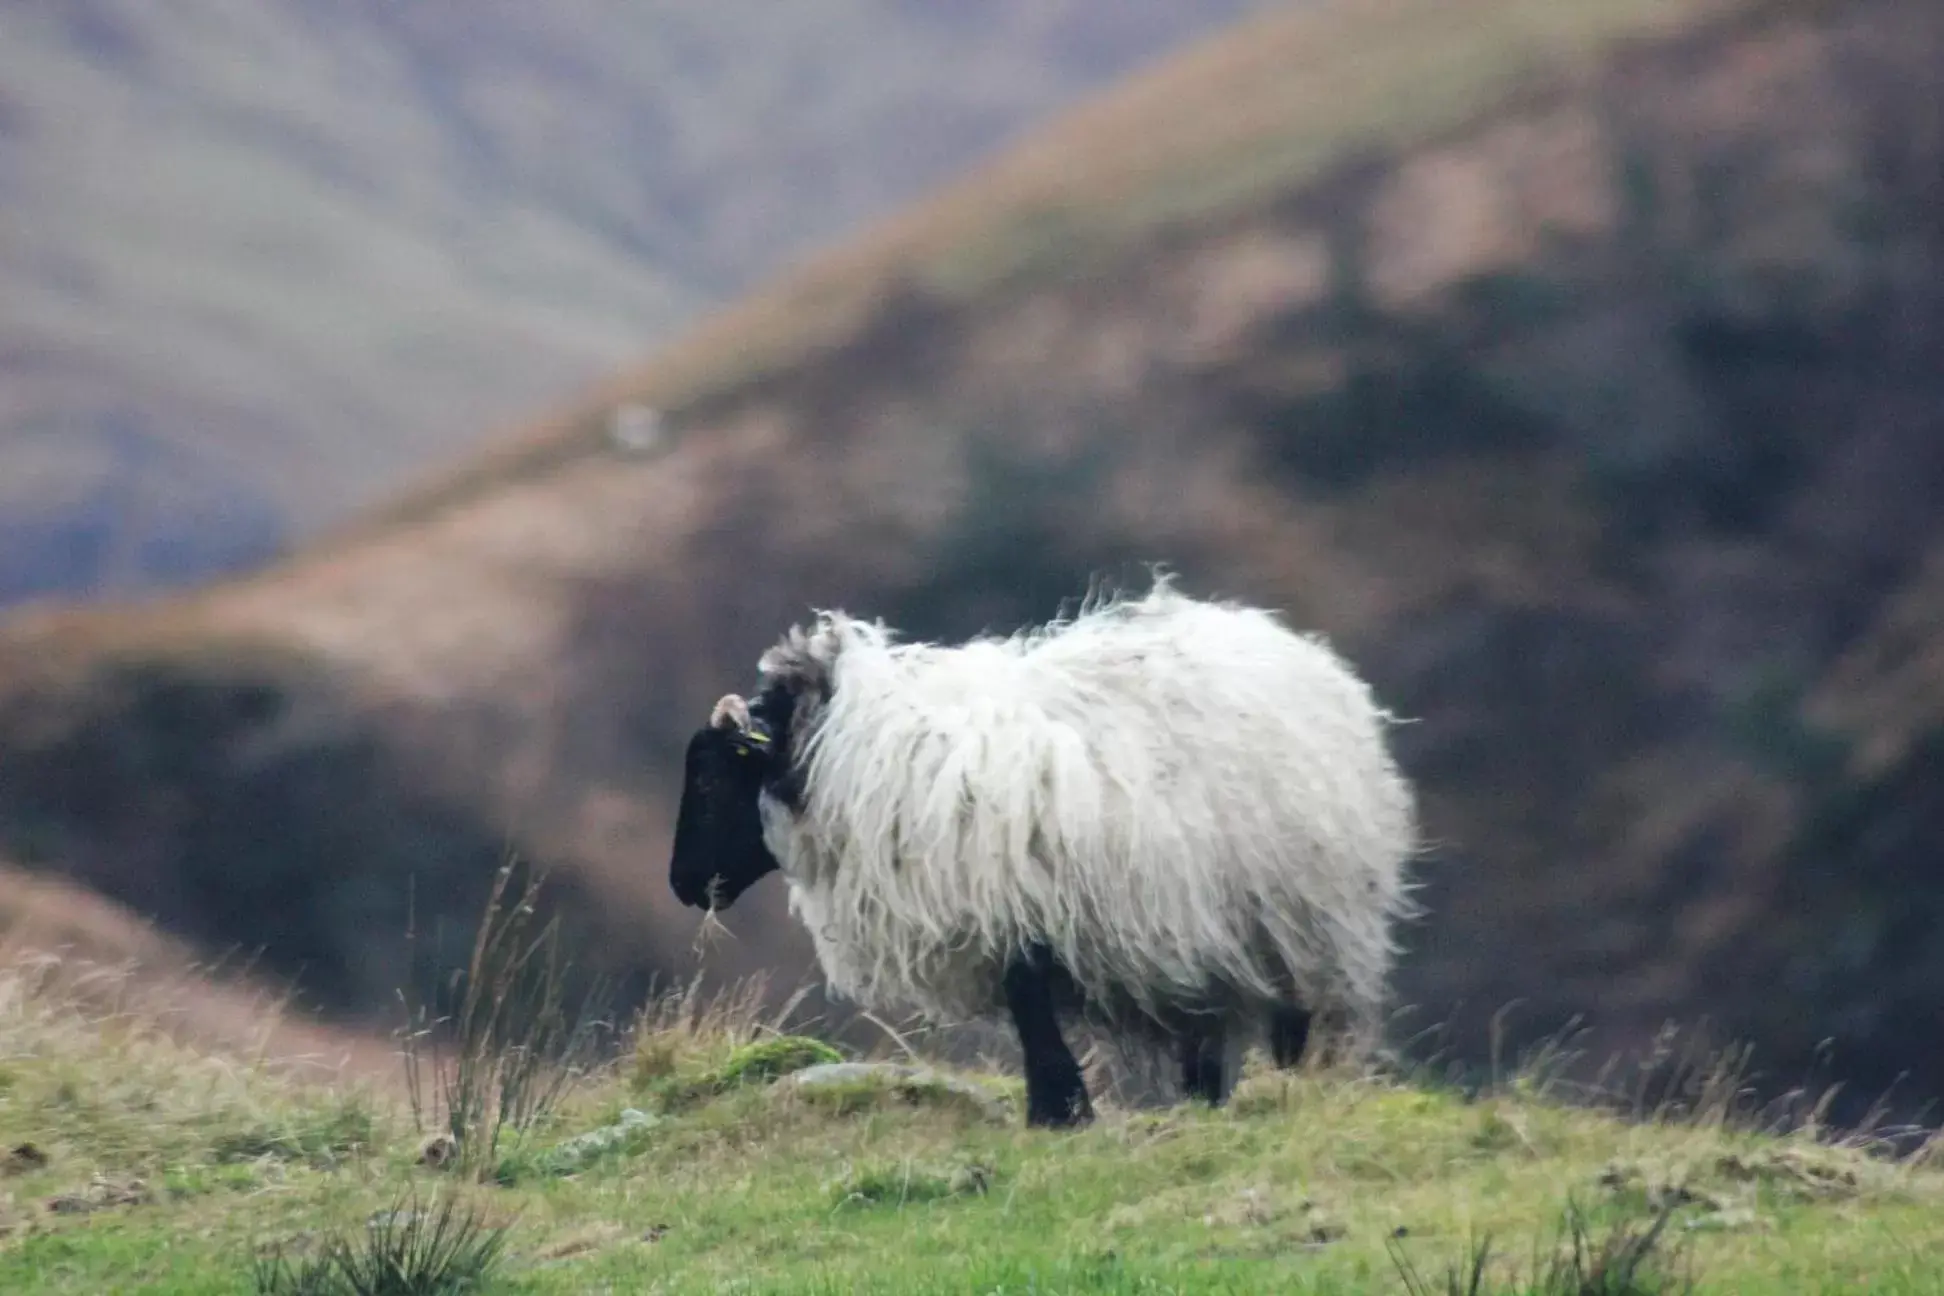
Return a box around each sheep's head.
[668,692,784,912]
[671,615,858,912]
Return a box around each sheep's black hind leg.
[1269,1005,1313,1070]
[1179,1027,1230,1107]
[1002,945,1094,1129]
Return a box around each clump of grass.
[397,858,617,1181]
[626,974,830,1114]
[1390,1196,1694,1296]
[827,1155,997,1210]
[789,1064,1013,1124]
[636,1032,839,1114]
[715,1035,843,1088]
[627,974,761,1085]
[251,1185,514,1296]
[210,1095,377,1168]
[161,1160,264,1199]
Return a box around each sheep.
[667,574,1421,1128]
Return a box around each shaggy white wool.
[750,577,1421,1049]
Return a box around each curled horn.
[709,693,753,732]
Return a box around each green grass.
[0,953,1941,1295]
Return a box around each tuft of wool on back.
[754,576,1421,1047]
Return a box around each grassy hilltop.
[0,896,1940,1296]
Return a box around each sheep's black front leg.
[1269,1004,1313,1069]
[1002,946,1094,1129]
[1179,1028,1230,1107]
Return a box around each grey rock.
[539,1107,660,1174]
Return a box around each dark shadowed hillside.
[2,0,1942,1125]
[0,0,1258,605]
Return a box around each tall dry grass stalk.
[396,857,618,1180]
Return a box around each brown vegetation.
[0,860,397,1084]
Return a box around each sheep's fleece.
[748,578,1421,1045]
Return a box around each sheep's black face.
[668,719,782,912]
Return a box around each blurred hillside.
[0,857,396,1081]
[1,0,1941,1125]
[0,0,1258,605]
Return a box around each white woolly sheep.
[668,575,1421,1127]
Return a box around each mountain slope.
[2,0,1942,1125]
[0,0,1256,604]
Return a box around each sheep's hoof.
[1025,1091,1095,1130]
